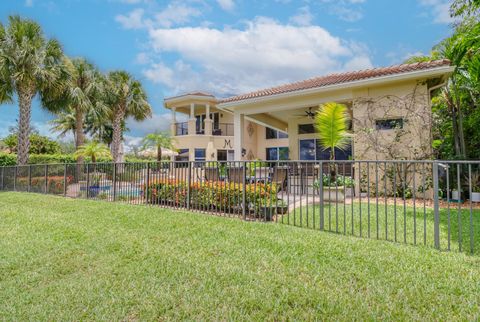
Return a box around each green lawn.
[284,202,480,255]
[1,192,480,320]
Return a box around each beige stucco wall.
[171,106,288,161]
[352,80,432,160]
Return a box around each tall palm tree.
[105,71,152,162]
[315,102,351,181]
[74,141,111,164]
[141,131,174,161]
[44,57,105,163]
[0,15,68,165]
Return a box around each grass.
[284,201,480,254]
[0,192,479,320]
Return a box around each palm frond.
[314,102,351,159]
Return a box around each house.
[164,92,289,162]
[164,60,453,162]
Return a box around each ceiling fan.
[294,107,316,119]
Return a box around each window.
[194,149,206,161]
[266,147,289,161]
[299,139,316,160]
[266,127,288,139]
[375,118,403,130]
[217,149,234,161]
[299,139,352,161]
[196,113,220,133]
[298,123,316,134]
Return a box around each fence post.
[86,163,90,199]
[0,167,4,191]
[433,161,440,249]
[242,161,246,220]
[28,165,32,192]
[13,166,17,191]
[186,161,191,209]
[145,162,150,204]
[44,165,48,194]
[112,163,117,202]
[63,164,67,197]
[319,161,324,230]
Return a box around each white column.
[171,107,176,123]
[204,104,212,135]
[190,103,195,119]
[233,112,244,160]
[188,103,196,135]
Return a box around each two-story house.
[164,92,289,162]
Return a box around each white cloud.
[217,0,235,11]
[155,2,202,28]
[289,6,313,26]
[134,52,151,65]
[115,8,148,29]
[143,17,372,96]
[24,0,34,7]
[418,0,455,24]
[116,2,201,30]
[319,0,365,22]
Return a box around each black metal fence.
[1,160,479,254]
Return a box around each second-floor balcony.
[213,123,234,136]
[174,122,234,136]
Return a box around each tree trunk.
[74,107,85,162]
[17,86,35,165]
[329,147,336,182]
[444,89,462,157]
[111,107,125,163]
[157,145,162,162]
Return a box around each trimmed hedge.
[0,153,153,166]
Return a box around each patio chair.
[271,166,288,191]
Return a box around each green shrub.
[0,153,16,166]
[144,179,277,215]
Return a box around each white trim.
[217,66,454,110]
[164,94,217,106]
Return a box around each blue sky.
[0,0,453,145]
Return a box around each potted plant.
[313,174,345,202]
[471,172,480,202]
[257,197,277,221]
[314,102,351,202]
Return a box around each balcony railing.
[213,123,234,136]
[175,122,188,136]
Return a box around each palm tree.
[315,102,351,181]
[0,15,68,165]
[74,141,111,164]
[44,58,105,163]
[141,131,174,161]
[49,107,76,138]
[104,71,152,162]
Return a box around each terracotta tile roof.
[219,59,451,104]
[165,91,215,101]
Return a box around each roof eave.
[217,65,455,110]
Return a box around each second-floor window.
[266,127,288,139]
